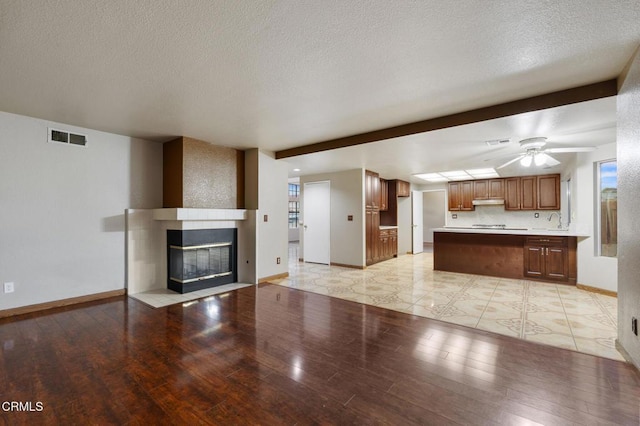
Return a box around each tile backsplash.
[447,205,562,229]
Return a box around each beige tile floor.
[273,243,623,361]
[129,283,253,308]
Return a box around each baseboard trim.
[259,272,289,284]
[330,262,365,270]
[0,289,126,319]
[576,284,617,297]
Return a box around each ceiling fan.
[492,137,596,169]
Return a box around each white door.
[303,181,330,264]
[412,190,423,254]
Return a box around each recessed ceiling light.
[466,168,495,175]
[439,170,469,178]
[414,168,499,182]
[471,173,500,179]
[414,173,441,180]
[293,168,301,172]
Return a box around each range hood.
[472,199,505,206]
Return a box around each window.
[597,160,617,257]
[288,183,299,198]
[288,183,300,229]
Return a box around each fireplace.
[167,228,237,293]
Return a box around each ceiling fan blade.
[484,151,524,161]
[545,147,596,153]
[496,155,525,169]
[539,153,560,167]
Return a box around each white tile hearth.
[129,283,253,308]
[273,243,623,361]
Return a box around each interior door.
[303,181,330,264]
[412,190,423,254]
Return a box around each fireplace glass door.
[169,243,232,284]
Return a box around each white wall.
[300,169,364,267]
[257,151,289,280]
[573,142,617,292]
[0,111,162,310]
[617,46,640,368]
[422,191,446,243]
[397,195,412,255]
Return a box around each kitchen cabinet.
[473,179,504,200]
[368,173,401,265]
[380,178,388,211]
[378,228,398,261]
[448,181,474,211]
[365,170,380,209]
[366,210,380,265]
[504,178,520,210]
[396,180,410,197]
[380,179,405,226]
[434,231,577,285]
[379,228,390,259]
[520,176,537,210]
[524,236,570,282]
[390,228,398,256]
[504,174,559,211]
[538,174,560,210]
[365,170,381,265]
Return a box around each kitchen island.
[433,227,585,285]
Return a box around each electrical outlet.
[276,257,281,264]
[632,317,638,336]
[4,282,15,294]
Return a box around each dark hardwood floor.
[1,283,639,425]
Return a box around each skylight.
[414,168,499,182]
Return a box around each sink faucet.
[547,212,562,229]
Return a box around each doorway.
[302,181,330,264]
[422,190,446,252]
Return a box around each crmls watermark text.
[2,401,44,412]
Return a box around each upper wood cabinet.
[504,178,521,210]
[365,170,380,209]
[448,181,474,211]
[380,178,388,211]
[504,174,560,211]
[520,176,537,210]
[537,174,560,210]
[473,179,504,200]
[396,180,410,197]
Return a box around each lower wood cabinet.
[365,209,380,265]
[377,228,398,263]
[524,237,569,282]
[434,232,577,285]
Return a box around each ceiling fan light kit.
[520,155,533,167]
[493,137,596,169]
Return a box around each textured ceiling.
[1,0,639,177]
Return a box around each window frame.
[595,159,617,258]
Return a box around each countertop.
[433,226,589,237]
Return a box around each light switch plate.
[4,282,15,293]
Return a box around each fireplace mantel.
[153,208,247,221]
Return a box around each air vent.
[48,128,87,147]
[485,139,510,146]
